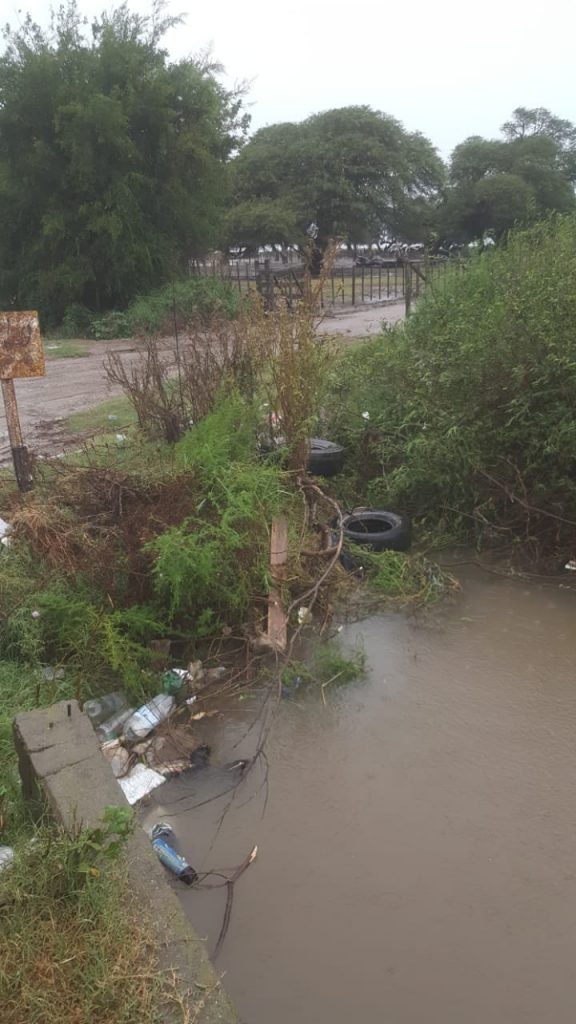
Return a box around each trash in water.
[185,695,198,706]
[96,707,134,743]
[162,668,190,695]
[281,671,302,696]
[190,709,219,721]
[123,694,175,742]
[150,822,197,884]
[100,739,130,778]
[84,691,129,728]
[564,560,576,571]
[0,845,14,873]
[118,763,165,804]
[190,744,211,769]
[205,665,227,684]
[223,758,249,774]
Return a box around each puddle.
[145,568,576,1023]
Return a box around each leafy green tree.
[225,106,445,250]
[442,108,576,241]
[0,1,248,322]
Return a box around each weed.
[0,814,167,1024]
[45,340,89,360]
[324,214,576,562]
[350,547,459,607]
[282,639,366,696]
[65,396,137,437]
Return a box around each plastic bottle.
[150,823,197,885]
[84,691,128,728]
[162,668,189,696]
[123,694,175,741]
[96,707,134,743]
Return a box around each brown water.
[146,569,576,1023]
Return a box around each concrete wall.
[14,699,238,1024]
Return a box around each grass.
[0,817,167,1024]
[44,339,90,360]
[281,640,367,700]
[65,396,137,436]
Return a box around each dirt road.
[0,301,405,466]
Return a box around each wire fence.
[190,256,457,308]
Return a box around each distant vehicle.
[354,254,399,268]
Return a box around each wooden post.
[351,267,356,306]
[2,379,33,492]
[267,516,288,652]
[404,263,413,317]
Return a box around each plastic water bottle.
[150,823,197,885]
[123,694,175,741]
[84,691,128,728]
[96,707,134,743]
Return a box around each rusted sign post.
[0,311,45,492]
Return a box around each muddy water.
[146,569,576,1023]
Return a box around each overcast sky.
[6,0,576,157]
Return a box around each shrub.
[325,214,576,560]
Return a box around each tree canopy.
[441,107,576,241]
[0,1,248,321]
[224,106,445,250]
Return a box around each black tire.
[340,508,411,552]
[307,438,345,478]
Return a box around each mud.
[146,567,576,1024]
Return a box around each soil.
[0,302,405,467]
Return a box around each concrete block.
[13,699,238,1024]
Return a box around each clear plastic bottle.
[123,694,175,741]
[96,707,134,743]
[84,691,128,728]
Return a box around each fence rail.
[190,256,456,308]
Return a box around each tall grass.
[325,214,576,559]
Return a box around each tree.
[442,108,576,241]
[225,106,445,250]
[0,1,248,322]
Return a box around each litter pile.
[84,661,229,805]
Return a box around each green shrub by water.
[325,215,576,558]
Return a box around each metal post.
[2,378,33,491]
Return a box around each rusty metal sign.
[0,311,45,379]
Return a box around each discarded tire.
[340,509,411,552]
[307,438,345,477]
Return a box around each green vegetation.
[441,107,576,241]
[281,640,366,698]
[0,811,171,1024]
[226,106,445,250]
[45,340,89,360]
[65,396,137,436]
[0,1,247,324]
[58,276,239,339]
[325,214,576,560]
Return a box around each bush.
[127,276,239,335]
[325,214,576,560]
[58,278,239,340]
